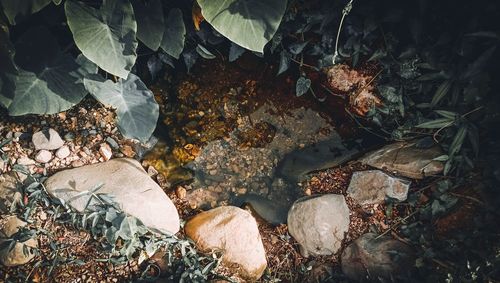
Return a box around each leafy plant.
[0,0,288,142]
[6,165,220,281]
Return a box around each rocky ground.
[0,59,486,282]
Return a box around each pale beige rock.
[55,145,71,159]
[347,170,410,205]
[185,206,267,281]
[32,128,64,150]
[360,141,444,179]
[288,194,350,257]
[44,158,180,234]
[35,150,53,163]
[0,216,38,266]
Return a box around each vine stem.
[332,0,354,65]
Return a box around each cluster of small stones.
[185,103,338,210]
[0,102,444,282]
[0,107,139,178]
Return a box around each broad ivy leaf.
[197,0,287,52]
[296,76,311,97]
[8,27,96,115]
[0,0,52,25]
[160,8,186,59]
[65,0,138,79]
[131,0,164,51]
[83,73,159,142]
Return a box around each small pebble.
[64,132,75,141]
[99,143,112,161]
[105,137,119,150]
[55,145,71,159]
[176,186,187,199]
[35,150,53,163]
[147,166,158,176]
[72,160,84,167]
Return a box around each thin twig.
[375,209,420,239]
[449,192,484,205]
[289,57,318,70]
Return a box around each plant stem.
[332,0,354,64]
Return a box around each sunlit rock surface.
[185,206,267,281]
[44,158,180,234]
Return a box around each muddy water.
[142,58,364,224]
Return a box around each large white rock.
[0,216,38,266]
[44,158,180,234]
[32,128,64,150]
[288,194,350,257]
[185,206,267,281]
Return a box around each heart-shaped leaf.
[8,27,97,115]
[131,0,164,51]
[160,8,186,59]
[83,73,159,142]
[296,76,311,97]
[65,0,138,78]
[197,0,287,52]
[0,0,52,25]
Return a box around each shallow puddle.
[141,58,367,224]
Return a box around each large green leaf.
[196,0,287,52]
[131,0,164,51]
[7,27,97,115]
[65,0,138,79]
[83,73,159,142]
[0,20,16,75]
[0,20,16,108]
[0,73,15,109]
[0,0,52,25]
[160,8,186,59]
